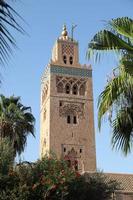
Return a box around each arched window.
[79,84,85,96]
[73,116,77,124]
[74,160,78,171]
[72,84,78,95]
[59,101,62,107]
[67,115,71,124]
[69,56,73,65]
[64,148,78,170]
[57,82,63,93]
[63,55,67,64]
[65,84,71,94]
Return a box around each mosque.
[40,25,133,200]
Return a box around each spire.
[61,24,68,37]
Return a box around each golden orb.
[61,24,68,37]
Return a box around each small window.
[72,84,78,95]
[57,82,63,93]
[69,56,73,65]
[73,116,77,124]
[63,55,67,64]
[75,160,78,171]
[64,147,66,152]
[79,84,85,96]
[65,84,70,94]
[67,115,71,124]
[80,149,82,153]
[59,101,62,106]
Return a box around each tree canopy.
[0,95,35,156]
[0,155,120,200]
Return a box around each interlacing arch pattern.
[42,83,49,103]
[59,103,84,118]
[62,44,74,56]
[56,76,86,95]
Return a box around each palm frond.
[98,73,127,129]
[87,30,133,62]
[98,68,133,128]
[112,106,133,155]
[120,53,133,75]
[0,0,25,66]
[109,17,133,42]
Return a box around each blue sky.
[1,0,133,173]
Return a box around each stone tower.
[40,25,96,172]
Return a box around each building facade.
[40,25,96,172]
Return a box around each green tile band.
[50,65,92,77]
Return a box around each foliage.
[66,172,120,200]
[87,17,133,154]
[0,138,14,175]
[13,156,76,200]
[0,155,77,200]
[0,94,35,156]
[0,154,120,200]
[0,0,24,66]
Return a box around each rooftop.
[105,173,133,193]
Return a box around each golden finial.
[61,24,68,37]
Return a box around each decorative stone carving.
[59,102,84,118]
[42,82,49,103]
[56,76,86,95]
[62,44,74,56]
[62,144,84,171]
[51,66,92,77]
[43,109,46,121]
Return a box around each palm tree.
[0,0,24,65]
[87,17,133,154]
[0,137,14,174]
[0,95,35,156]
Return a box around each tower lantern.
[51,25,80,68]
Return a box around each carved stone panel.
[62,144,84,171]
[42,82,49,103]
[59,102,84,119]
[62,44,74,56]
[56,76,86,95]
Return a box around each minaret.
[40,25,96,172]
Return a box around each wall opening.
[72,84,78,95]
[73,116,77,124]
[65,84,71,94]
[79,84,85,96]
[63,55,67,64]
[67,115,71,124]
[69,56,73,65]
[57,82,63,93]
